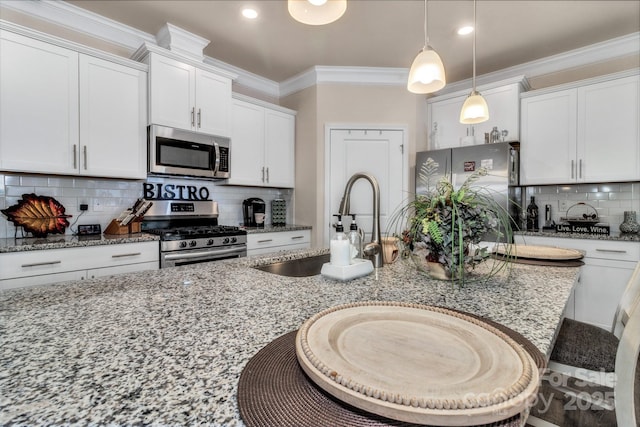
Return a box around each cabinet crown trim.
[426,75,530,103]
[520,68,639,98]
[233,93,297,115]
[0,19,148,72]
[131,42,238,80]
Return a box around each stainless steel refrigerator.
[415,142,522,241]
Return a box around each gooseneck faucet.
[338,173,383,268]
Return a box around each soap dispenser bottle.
[330,215,351,267]
[348,214,363,260]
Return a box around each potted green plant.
[393,157,514,286]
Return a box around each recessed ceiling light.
[242,8,258,19]
[457,25,474,35]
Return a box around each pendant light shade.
[460,90,490,124]
[407,47,446,93]
[288,0,347,26]
[407,0,446,94]
[459,0,489,124]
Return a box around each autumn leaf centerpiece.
[1,193,72,237]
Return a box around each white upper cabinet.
[147,53,232,137]
[427,77,527,149]
[0,28,147,179]
[521,72,639,185]
[264,109,295,188]
[577,75,639,182]
[0,31,79,175]
[520,89,578,184]
[227,96,296,188]
[79,55,147,179]
[229,99,265,185]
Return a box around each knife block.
[104,219,141,235]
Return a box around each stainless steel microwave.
[148,125,230,179]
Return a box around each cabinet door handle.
[83,146,88,170]
[73,144,77,169]
[291,235,305,240]
[112,252,142,258]
[579,159,583,179]
[191,107,195,127]
[22,260,62,268]
[571,160,575,179]
[261,167,265,182]
[197,108,201,128]
[266,167,269,183]
[257,239,273,243]
[595,248,627,254]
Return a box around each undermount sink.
[254,254,330,277]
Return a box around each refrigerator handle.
[509,148,519,186]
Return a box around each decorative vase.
[619,211,640,234]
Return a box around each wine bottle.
[526,196,539,232]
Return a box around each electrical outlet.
[93,199,103,212]
[559,200,569,212]
[79,204,88,211]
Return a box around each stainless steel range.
[141,200,246,268]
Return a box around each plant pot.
[619,211,640,234]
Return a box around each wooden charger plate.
[295,302,539,426]
[493,244,583,260]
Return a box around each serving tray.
[493,244,583,260]
[295,302,540,426]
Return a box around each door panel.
[328,129,405,245]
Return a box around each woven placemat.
[238,309,546,427]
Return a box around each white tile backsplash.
[528,182,640,233]
[0,173,293,238]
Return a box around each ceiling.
[66,0,640,84]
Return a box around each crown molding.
[0,0,155,50]
[434,32,640,96]
[0,19,148,71]
[204,56,279,97]
[232,93,297,115]
[279,66,408,97]
[132,42,238,80]
[2,0,638,100]
[520,68,639,98]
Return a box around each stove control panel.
[161,234,247,252]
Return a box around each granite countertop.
[0,233,160,253]
[516,230,640,242]
[241,224,311,234]
[0,249,579,426]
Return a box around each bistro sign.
[143,183,211,201]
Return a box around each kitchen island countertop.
[0,249,579,426]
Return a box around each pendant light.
[288,0,347,26]
[459,0,489,124]
[407,0,446,94]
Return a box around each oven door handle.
[164,247,244,261]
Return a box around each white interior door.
[326,127,407,246]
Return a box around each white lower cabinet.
[247,230,311,256]
[514,235,639,330]
[0,241,159,290]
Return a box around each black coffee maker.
[243,198,266,228]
